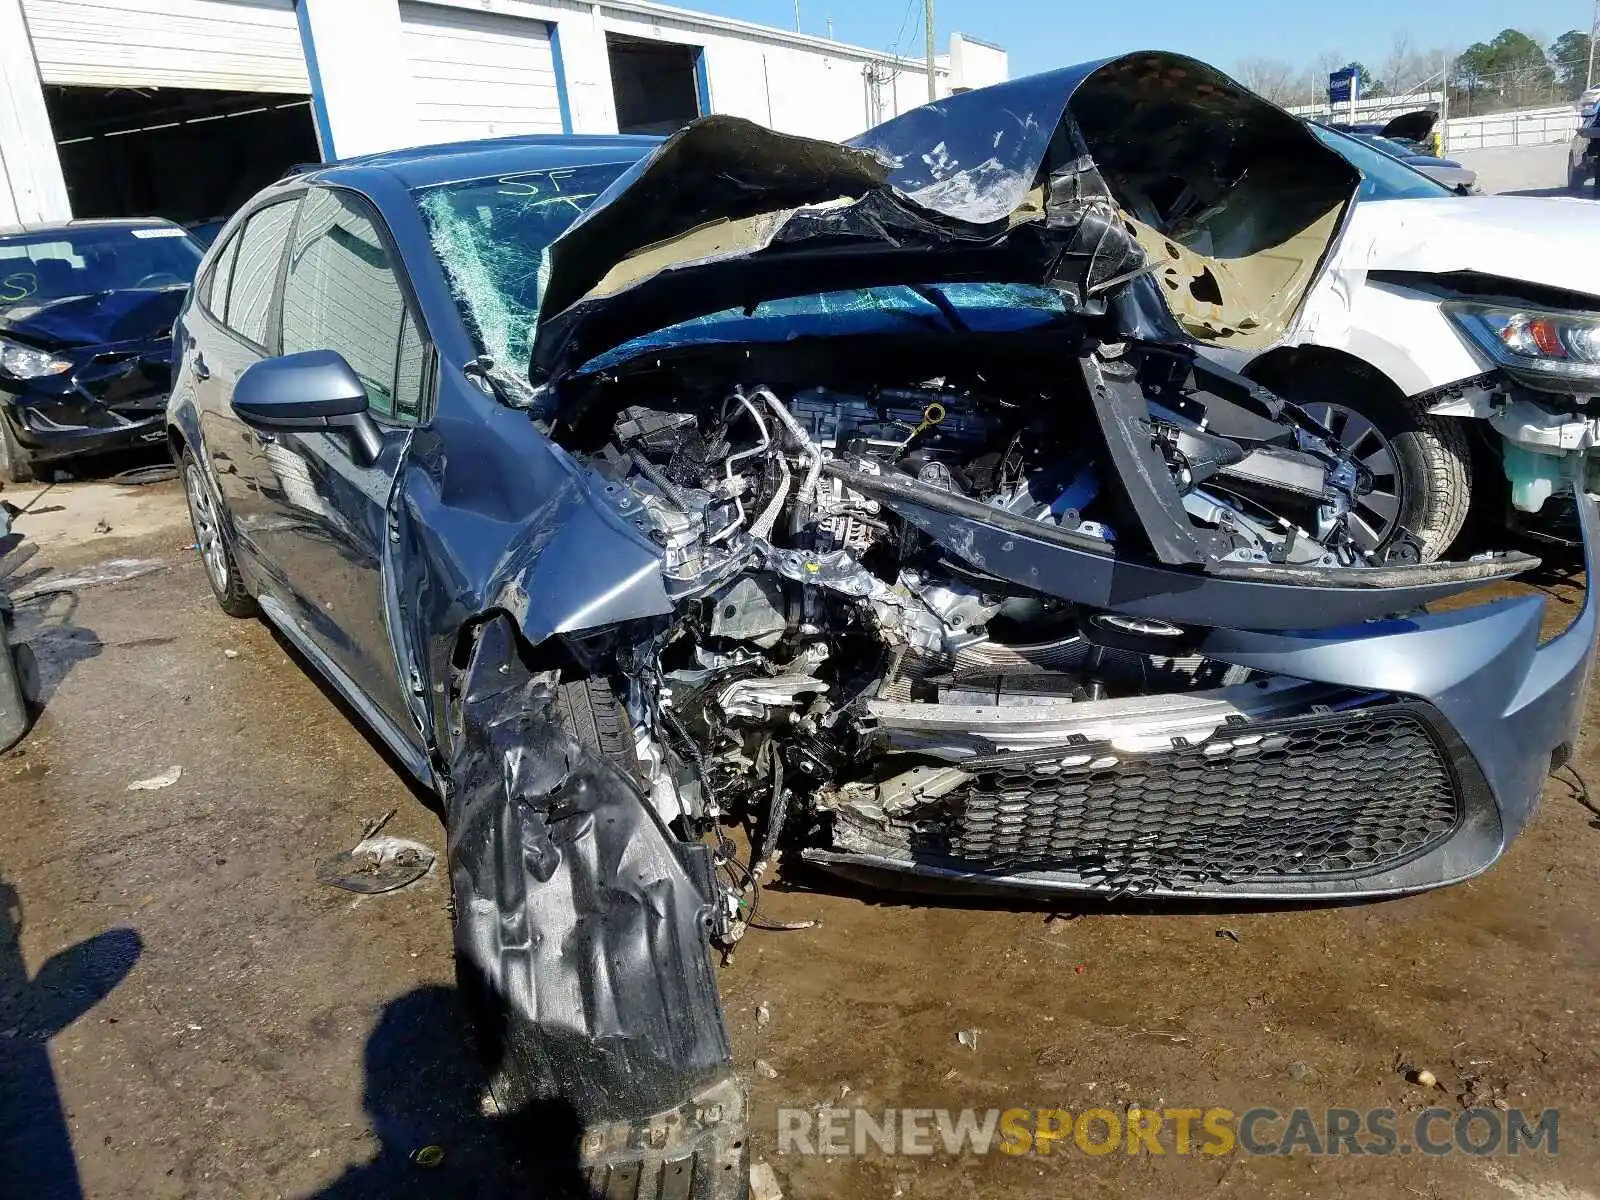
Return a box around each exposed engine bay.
[550,342,1482,905]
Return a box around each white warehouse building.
[0,0,1008,228]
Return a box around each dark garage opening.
[45,85,321,236]
[607,34,703,135]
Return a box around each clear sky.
[678,0,1591,82]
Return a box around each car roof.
[296,133,665,191]
[0,216,186,239]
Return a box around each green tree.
[1453,29,1556,112]
[1550,30,1593,96]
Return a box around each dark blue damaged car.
[167,51,1596,1199]
[0,218,202,483]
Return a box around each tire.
[0,416,35,486]
[1267,367,1472,561]
[554,676,639,771]
[179,448,257,617]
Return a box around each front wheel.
[0,415,35,486]
[1275,372,1473,561]
[180,448,257,617]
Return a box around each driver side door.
[241,187,430,758]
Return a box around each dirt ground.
[1,474,1598,1200]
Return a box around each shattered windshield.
[414,163,631,373]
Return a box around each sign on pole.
[1328,65,1361,120]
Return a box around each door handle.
[192,352,210,381]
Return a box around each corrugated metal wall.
[400,2,562,143]
[24,0,309,92]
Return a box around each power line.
[885,0,918,63]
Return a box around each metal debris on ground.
[410,1145,445,1168]
[13,558,168,602]
[94,518,112,535]
[957,1028,979,1051]
[112,464,180,486]
[1216,927,1242,943]
[749,1160,783,1200]
[316,834,435,894]
[127,765,182,791]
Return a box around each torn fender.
[447,615,746,1196]
[488,443,673,647]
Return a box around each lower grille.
[919,705,1464,891]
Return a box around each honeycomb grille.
[935,707,1463,891]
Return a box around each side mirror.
[232,350,382,463]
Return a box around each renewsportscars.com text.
[777,1106,1559,1158]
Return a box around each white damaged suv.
[1201,125,1600,558]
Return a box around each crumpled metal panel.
[529,51,1359,386]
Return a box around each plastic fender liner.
[828,462,1539,630]
[447,615,748,1198]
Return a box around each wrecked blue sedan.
[168,51,1595,1199]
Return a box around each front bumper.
[2,400,166,462]
[807,493,1598,900]
[0,337,172,463]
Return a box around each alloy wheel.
[184,463,230,595]
[1301,402,1403,552]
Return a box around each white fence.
[1443,105,1582,151]
[1288,92,1443,123]
[1286,92,1583,152]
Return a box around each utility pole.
[924,0,936,101]
[1439,59,1450,156]
[1588,0,1599,89]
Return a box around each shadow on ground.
[310,984,588,1200]
[0,876,141,1200]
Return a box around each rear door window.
[223,199,299,347]
[199,234,240,316]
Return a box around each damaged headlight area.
[1445,301,1600,392]
[0,339,71,381]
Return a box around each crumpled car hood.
[0,288,187,349]
[1321,195,1600,302]
[530,51,1361,384]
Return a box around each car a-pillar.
[446,614,748,1197]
